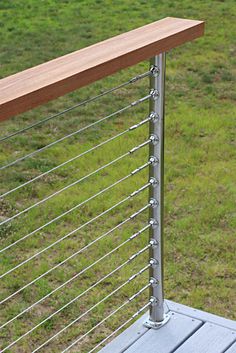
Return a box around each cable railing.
[0,192,152,304]
[0,160,152,257]
[0,17,204,353]
[32,270,151,353]
[86,300,152,353]
[0,115,151,198]
[0,138,151,227]
[0,93,151,171]
[0,211,151,327]
[2,248,151,352]
[0,71,150,143]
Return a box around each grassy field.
[0,1,235,352]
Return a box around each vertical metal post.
[145,53,170,329]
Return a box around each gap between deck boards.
[98,300,236,353]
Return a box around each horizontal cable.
[0,173,150,280]
[0,192,150,304]
[31,264,150,353]
[0,150,150,255]
[1,242,150,346]
[0,152,128,226]
[0,131,127,199]
[62,289,151,353]
[0,138,150,227]
[3,264,150,353]
[87,301,151,353]
[0,204,150,323]
[0,93,151,171]
[0,115,151,199]
[0,71,150,143]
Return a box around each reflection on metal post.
[145,53,170,329]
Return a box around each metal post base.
[144,313,171,330]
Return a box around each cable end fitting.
[150,296,158,306]
[149,156,159,166]
[149,177,158,187]
[150,258,159,268]
[149,218,158,229]
[150,277,159,287]
[149,198,159,208]
[150,134,159,145]
[149,111,159,122]
[150,65,160,77]
[150,238,159,248]
[150,89,159,101]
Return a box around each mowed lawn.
[0,1,235,352]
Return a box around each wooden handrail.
[0,17,204,121]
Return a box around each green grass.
[0,0,235,352]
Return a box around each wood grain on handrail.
[0,17,204,121]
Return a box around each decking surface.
[99,300,236,353]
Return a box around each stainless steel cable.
[0,204,150,323]
[2,263,150,353]
[0,139,150,227]
[0,200,128,306]
[0,198,150,304]
[0,71,150,143]
[1,131,128,198]
[30,264,150,353]
[0,243,151,347]
[0,174,150,280]
[0,152,151,254]
[61,290,151,353]
[0,93,151,170]
[0,115,151,199]
[0,153,128,227]
[87,301,151,353]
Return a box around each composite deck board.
[98,301,236,353]
[224,342,236,353]
[174,322,236,353]
[98,313,149,353]
[123,312,202,353]
[166,300,236,331]
[99,302,170,353]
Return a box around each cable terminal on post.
[150,65,160,77]
[150,111,159,122]
[150,88,159,101]
[149,156,159,166]
[150,258,159,268]
[149,177,159,188]
[149,218,158,229]
[150,134,159,145]
[150,277,159,287]
[150,239,159,249]
[149,198,159,208]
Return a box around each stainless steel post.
[145,53,170,329]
